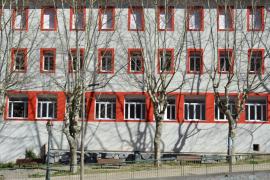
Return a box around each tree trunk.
[70,144,78,173]
[228,120,236,173]
[154,113,164,167]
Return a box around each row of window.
[11,48,265,74]
[7,95,267,122]
[6,6,265,32]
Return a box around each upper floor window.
[245,98,266,121]
[40,49,56,73]
[158,49,174,73]
[218,49,233,73]
[8,96,28,118]
[247,6,264,31]
[215,98,237,121]
[248,49,264,74]
[12,8,28,31]
[165,97,176,120]
[184,97,205,120]
[99,7,115,31]
[125,97,146,120]
[187,49,203,73]
[41,7,57,31]
[37,96,57,119]
[69,49,84,72]
[158,6,174,31]
[11,48,27,72]
[128,49,143,73]
[70,7,85,31]
[217,6,234,31]
[98,48,114,73]
[187,6,203,31]
[96,96,116,120]
[128,7,144,31]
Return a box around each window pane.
[189,104,194,119]
[184,104,188,119]
[107,103,112,119]
[257,105,261,120]
[125,104,128,119]
[48,103,54,118]
[96,104,99,118]
[100,104,105,118]
[136,104,141,119]
[113,104,116,119]
[130,104,135,119]
[42,103,47,117]
[250,105,255,120]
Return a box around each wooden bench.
[16,158,43,168]
[97,158,124,168]
[177,155,202,164]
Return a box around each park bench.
[97,158,124,168]
[16,158,43,168]
[176,155,202,164]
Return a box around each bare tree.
[205,0,270,172]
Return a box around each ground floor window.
[8,96,28,118]
[165,98,176,120]
[245,99,266,121]
[125,97,145,120]
[37,97,57,119]
[184,98,205,120]
[215,98,237,121]
[96,96,116,120]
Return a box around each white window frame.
[125,97,146,120]
[72,8,84,30]
[8,97,28,118]
[245,100,266,121]
[130,51,143,72]
[43,8,56,30]
[164,98,176,120]
[129,8,143,30]
[43,51,54,71]
[188,8,201,30]
[14,52,25,71]
[250,52,262,73]
[14,9,27,29]
[189,52,201,72]
[219,52,231,72]
[159,7,173,30]
[100,8,114,30]
[37,97,57,119]
[70,51,83,72]
[95,97,116,120]
[215,100,236,121]
[159,51,172,72]
[218,7,233,30]
[101,51,113,72]
[249,7,262,30]
[184,98,205,120]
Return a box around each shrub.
[25,149,37,159]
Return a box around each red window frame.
[217,6,234,31]
[187,49,203,74]
[70,7,86,31]
[187,6,204,31]
[247,6,264,31]
[98,6,115,31]
[157,6,174,31]
[41,7,57,31]
[248,49,264,74]
[128,48,144,74]
[68,48,84,73]
[128,6,144,31]
[11,48,27,73]
[12,7,29,31]
[157,48,174,74]
[98,48,115,74]
[218,49,234,73]
[40,48,56,73]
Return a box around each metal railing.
[1,154,270,180]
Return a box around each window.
[41,7,57,31]
[165,98,176,120]
[215,98,237,121]
[12,8,28,30]
[128,7,144,31]
[158,49,174,73]
[245,99,266,121]
[69,49,84,72]
[217,6,234,31]
[184,98,205,120]
[187,6,203,31]
[128,49,143,73]
[248,49,264,73]
[95,96,116,120]
[125,97,146,120]
[11,49,27,72]
[158,7,174,31]
[40,49,56,73]
[98,48,114,73]
[218,49,233,73]
[247,6,264,31]
[8,96,28,118]
[99,7,115,31]
[188,49,203,73]
[37,97,57,119]
[70,7,85,31]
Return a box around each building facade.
[1,0,270,162]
